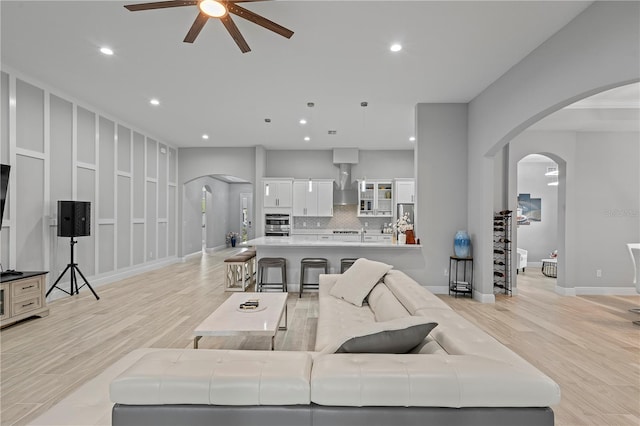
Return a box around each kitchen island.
[241,236,423,292]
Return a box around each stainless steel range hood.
[333,149,359,205]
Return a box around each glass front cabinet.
[357,180,393,217]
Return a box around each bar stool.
[257,257,287,292]
[340,258,358,273]
[299,258,328,297]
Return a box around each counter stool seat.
[224,251,256,292]
[300,258,328,298]
[257,257,287,292]
[340,258,359,273]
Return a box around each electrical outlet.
[596,269,602,278]
[444,269,448,276]
[365,222,368,227]
[317,222,320,227]
[303,222,306,227]
[149,251,153,258]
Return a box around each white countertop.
[243,236,421,248]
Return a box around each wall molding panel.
[0,67,179,300]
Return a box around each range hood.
[333,149,359,206]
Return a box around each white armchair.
[517,248,528,274]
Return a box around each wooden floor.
[1,250,638,426]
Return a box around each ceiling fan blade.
[227,3,294,39]
[124,1,197,12]
[184,12,209,43]
[220,14,251,53]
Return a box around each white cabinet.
[363,234,393,243]
[357,181,393,217]
[292,180,333,217]
[263,179,292,208]
[316,181,334,216]
[395,179,415,204]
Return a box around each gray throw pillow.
[320,317,438,354]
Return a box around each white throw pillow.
[320,316,438,354]
[329,258,393,307]
[368,283,411,322]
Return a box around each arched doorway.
[504,83,639,296]
[181,175,253,257]
[514,154,562,293]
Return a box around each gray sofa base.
[112,404,554,426]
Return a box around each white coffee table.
[193,292,288,350]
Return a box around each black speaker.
[57,201,91,237]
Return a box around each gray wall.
[0,69,178,298]
[415,104,468,290]
[228,183,254,241]
[465,2,639,300]
[182,177,254,256]
[510,130,640,292]
[177,147,256,256]
[574,132,639,287]
[516,160,559,263]
[265,149,413,181]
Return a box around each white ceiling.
[528,83,640,132]
[1,1,595,150]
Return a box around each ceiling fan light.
[199,0,227,18]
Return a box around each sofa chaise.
[31,260,560,426]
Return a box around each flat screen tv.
[0,164,9,226]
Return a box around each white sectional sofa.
[32,262,560,426]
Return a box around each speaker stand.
[46,237,99,300]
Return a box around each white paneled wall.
[0,68,178,299]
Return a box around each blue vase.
[454,231,471,258]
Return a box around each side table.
[541,258,557,278]
[449,256,473,298]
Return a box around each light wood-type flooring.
[1,249,639,425]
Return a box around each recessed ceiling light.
[149,98,160,106]
[409,136,416,142]
[304,136,311,142]
[202,134,209,140]
[299,119,307,125]
[100,47,114,56]
[390,43,402,52]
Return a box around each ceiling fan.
[124,0,294,53]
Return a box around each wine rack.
[493,210,512,295]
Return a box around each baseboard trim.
[555,285,576,296]
[46,256,181,301]
[181,251,204,262]
[474,291,496,303]
[574,286,638,296]
[426,286,449,294]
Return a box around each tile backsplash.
[293,205,391,232]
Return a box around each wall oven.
[265,213,291,237]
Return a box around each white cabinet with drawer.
[1,272,49,328]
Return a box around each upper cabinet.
[395,179,415,204]
[263,179,292,208]
[358,180,393,217]
[293,180,333,217]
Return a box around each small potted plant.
[226,232,239,247]
[394,212,413,244]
